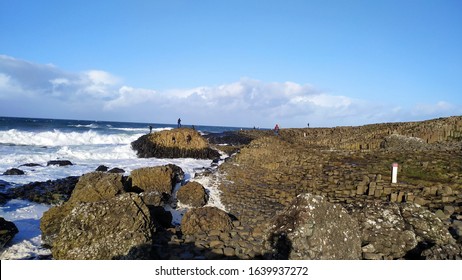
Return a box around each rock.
[67,172,127,204]
[181,207,234,235]
[5,176,79,205]
[3,168,25,175]
[19,163,42,167]
[40,172,127,246]
[267,193,362,260]
[349,202,418,259]
[51,193,155,260]
[108,167,125,173]
[0,217,19,248]
[131,128,221,159]
[95,165,109,172]
[177,181,209,207]
[47,160,73,166]
[348,201,458,259]
[129,165,184,196]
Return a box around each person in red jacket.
[274,124,280,136]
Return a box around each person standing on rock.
[149,125,152,133]
[274,124,280,136]
[177,118,181,128]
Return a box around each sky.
[0,0,461,128]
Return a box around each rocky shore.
[1,116,462,260]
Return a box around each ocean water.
[0,116,243,259]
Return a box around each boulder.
[0,217,19,249]
[129,165,184,196]
[181,207,233,235]
[67,172,127,204]
[3,168,25,175]
[47,160,73,166]
[267,193,362,260]
[348,202,418,259]
[95,165,109,172]
[131,128,221,159]
[108,167,125,173]
[40,172,127,246]
[51,193,155,259]
[177,181,209,207]
[348,201,459,260]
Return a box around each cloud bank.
[1,55,460,128]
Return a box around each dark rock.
[5,176,79,205]
[51,193,155,259]
[0,217,19,249]
[203,131,254,146]
[131,128,220,159]
[150,206,173,229]
[3,168,25,175]
[19,163,42,167]
[181,207,233,235]
[177,181,208,207]
[267,193,362,260]
[47,160,73,166]
[95,165,109,172]
[108,167,125,173]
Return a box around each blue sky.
[1,0,461,128]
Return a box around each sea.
[0,116,245,260]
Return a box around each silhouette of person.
[149,125,152,133]
[177,118,181,128]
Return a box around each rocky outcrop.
[47,160,73,166]
[177,181,208,207]
[181,207,234,235]
[52,193,155,260]
[0,217,18,249]
[267,193,362,260]
[4,176,79,205]
[131,128,221,159]
[2,168,25,175]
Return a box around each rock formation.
[177,181,208,207]
[267,193,362,260]
[52,193,155,260]
[0,217,18,249]
[181,207,234,235]
[131,128,221,159]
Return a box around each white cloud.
[1,55,461,127]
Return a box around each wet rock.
[47,160,73,166]
[52,193,155,259]
[181,207,234,235]
[0,217,19,249]
[177,181,209,207]
[19,163,42,167]
[267,193,362,260]
[3,168,25,175]
[108,167,125,173]
[5,176,79,205]
[95,165,109,172]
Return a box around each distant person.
[177,118,181,128]
[274,124,280,136]
[149,125,152,133]
[307,123,310,128]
